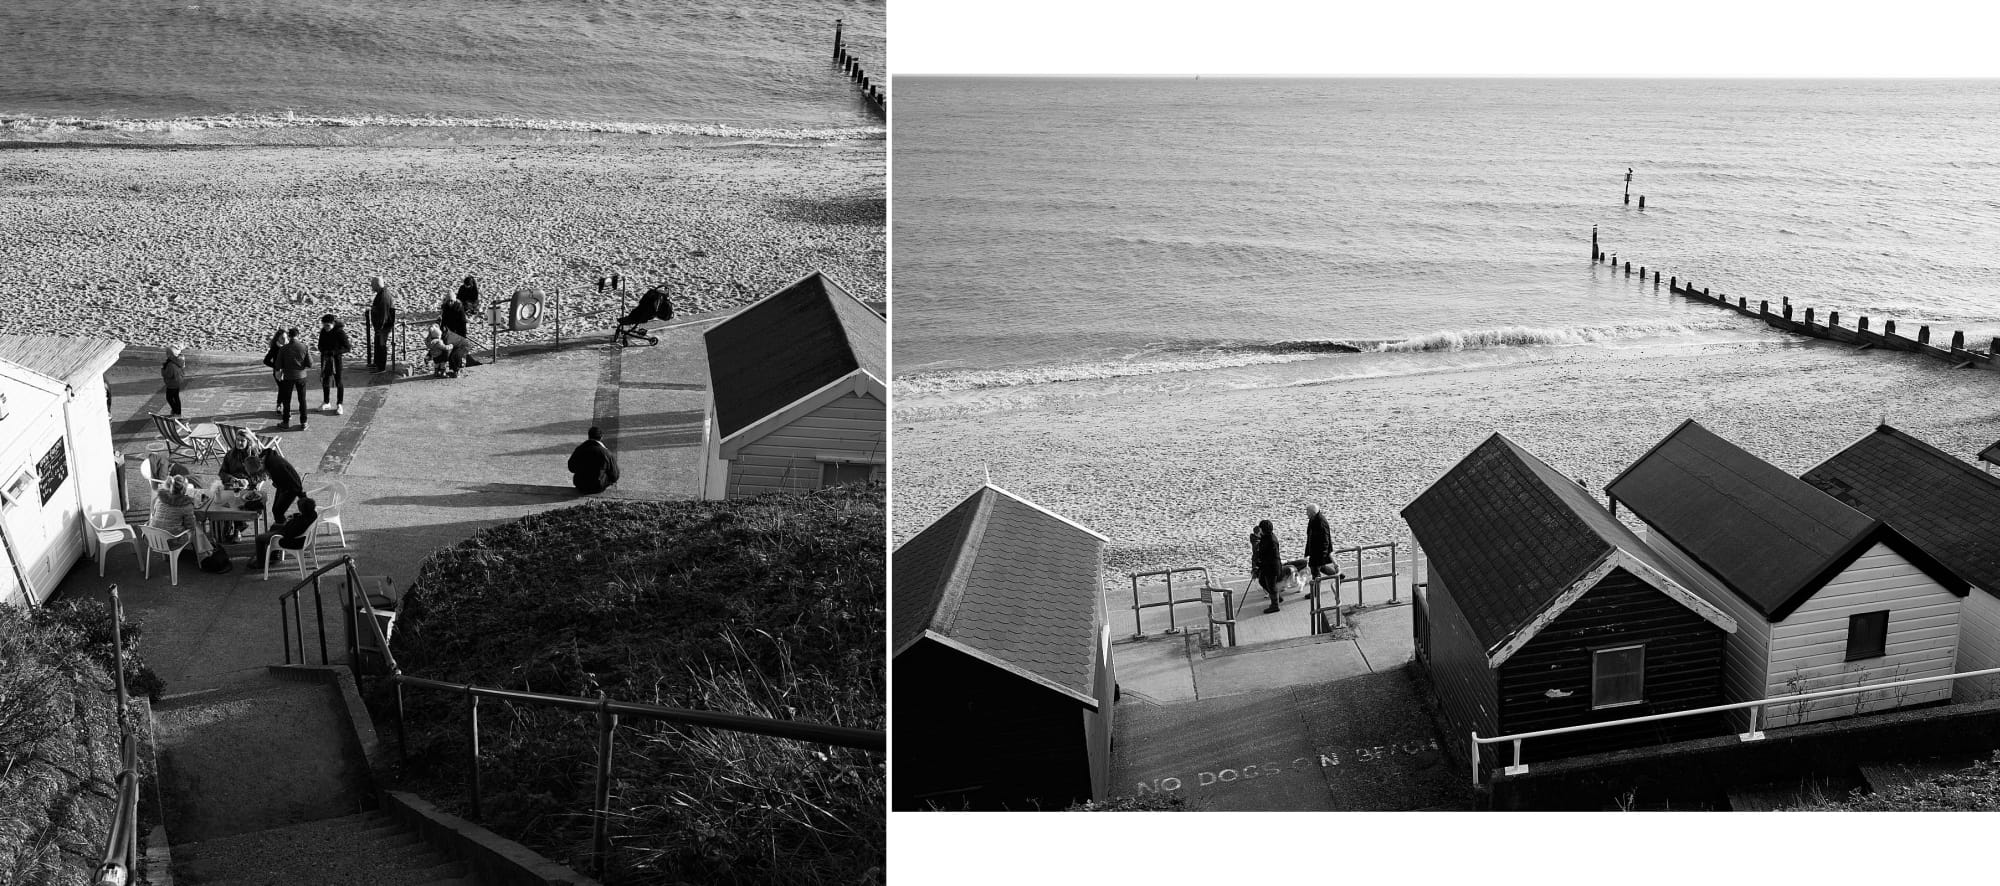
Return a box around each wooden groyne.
[1591,246,2000,371]
[832,20,887,116]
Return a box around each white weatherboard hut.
[701,272,885,499]
[1608,420,1968,730]
[0,336,124,606]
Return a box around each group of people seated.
[141,436,320,572]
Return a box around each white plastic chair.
[307,479,349,548]
[138,525,191,586]
[137,456,166,494]
[264,517,320,581]
[88,511,140,577]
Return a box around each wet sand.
[892,337,2000,583]
[0,140,884,352]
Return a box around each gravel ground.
[0,141,884,353]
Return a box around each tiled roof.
[1608,420,1882,619]
[891,485,1105,700]
[1402,433,1706,654]
[705,272,884,439]
[1805,425,2000,595]
[0,335,123,386]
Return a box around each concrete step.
[174,811,472,886]
[156,676,374,843]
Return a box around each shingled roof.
[1608,419,1966,620]
[1805,425,2000,595]
[1403,433,1732,662]
[892,485,1109,705]
[0,335,123,387]
[705,272,884,440]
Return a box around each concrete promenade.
[56,316,718,696]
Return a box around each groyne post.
[1806,308,1815,324]
[1591,225,1599,260]
[1920,326,1931,345]
[1830,311,1841,327]
[1639,195,1646,210]
[1624,168,1633,205]
[1859,316,1870,333]
[1670,275,1677,289]
[833,18,843,58]
[1953,331,1966,351]
[1625,261,1632,275]
[1990,337,2000,356]
[1783,304,1793,320]
[1760,300,1769,316]
[1885,320,1897,336]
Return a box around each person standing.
[262,328,288,415]
[367,276,397,373]
[455,275,480,318]
[278,328,312,430]
[1306,504,1335,580]
[567,426,620,494]
[261,440,305,523]
[1252,519,1283,614]
[317,313,352,415]
[161,344,187,416]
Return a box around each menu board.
[36,437,66,505]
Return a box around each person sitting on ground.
[440,293,481,366]
[1251,518,1283,614]
[567,426,620,494]
[252,495,317,567]
[148,475,211,557]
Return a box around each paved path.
[58,315,717,696]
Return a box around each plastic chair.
[88,511,140,577]
[264,517,320,581]
[153,413,224,462]
[136,455,168,495]
[306,480,349,548]
[138,525,191,586]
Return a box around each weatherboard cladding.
[705,272,884,439]
[891,487,1104,698]
[1803,425,2000,598]
[1608,420,1881,619]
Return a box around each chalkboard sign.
[36,437,66,505]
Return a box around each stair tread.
[175,817,460,886]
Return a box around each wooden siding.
[892,640,1092,811]
[1497,568,1728,760]
[1419,571,1500,768]
[1956,588,2000,702]
[1083,625,1116,801]
[1761,544,1960,726]
[726,392,883,498]
[1643,525,1773,731]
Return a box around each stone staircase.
[173,811,483,886]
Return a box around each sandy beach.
[892,337,2000,584]
[0,140,884,353]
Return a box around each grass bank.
[378,486,884,885]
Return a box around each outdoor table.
[196,505,266,541]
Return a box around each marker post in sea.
[1624,168,1633,205]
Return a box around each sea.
[0,0,885,145]
[894,78,2000,412]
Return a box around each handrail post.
[1390,541,1400,603]
[313,573,328,665]
[1164,571,1178,634]
[466,689,482,819]
[1469,732,1480,786]
[396,681,409,757]
[345,562,361,681]
[594,691,616,878]
[1130,574,1143,639]
[281,595,292,664]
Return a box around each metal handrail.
[94,586,140,886]
[289,555,885,878]
[1127,567,1212,638]
[1468,662,2000,785]
[1331,541,1400,606]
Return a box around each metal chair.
[87,511,140,577]
[264,517,320,581]
[138,525,191,586]
[152,414,224,462]
[216,422,282,455]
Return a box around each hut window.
[1591,645,1645,709]
[1845,611,1890,661]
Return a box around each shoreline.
[891,335,2000,587]
[0,141,884,354]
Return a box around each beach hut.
[0,335,124,606]
[892,485,1115,810]
[1403,433,1737,769]
[1607,420,1968,730]
[700,271,884,500]
[1802,425,2000,703]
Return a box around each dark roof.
[0,335,122,385]
[705,272,885,439]
[1805,425,2000,595]
[1607,419,1962,619]
[1401,433,1711,654]
[891,486,1106,701]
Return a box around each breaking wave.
[0,113,883,143]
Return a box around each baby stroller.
[613,285,676,348]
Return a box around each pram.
[613,285,676,347]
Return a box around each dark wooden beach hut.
[700,271,884,499]
[1404,433,1737,770]
[892,484,1115,810]
[1608,420,1969,730]
[1803,424,2000,702]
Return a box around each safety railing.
[1126,567,1213,639]
[93,587,141,886]
[277,555,368,671]
[1307,573,1344,634]
[1468,662,2000,785]
[283,556,885,878]
[1333,541,1401,607]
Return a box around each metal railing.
[1307,574,1344,634]
[278,555,886,878]
[1126,567,1213,639]
[1468,662,2000,785]
[1332,541,1400,606]
[94,587,141,886]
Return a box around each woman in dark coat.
[1251,519,1283,614]
[455,276,480,316]
[439,294,481,366]
[367,276,397,372]
[567,426,619,494]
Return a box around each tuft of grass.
[1791,758,2000,811]
[1067,793,1195,811]
[378,485,883,885]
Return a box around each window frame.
[1845,610,1891,662]
[1590,643,1647,710]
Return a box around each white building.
[0,336,124,606]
